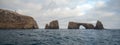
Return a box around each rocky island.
[68,20,104,29]
[45,20,104,29]
[94,20,104,29]
[0,9,38,29]
[45,20,59,29]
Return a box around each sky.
[0,0,120,29]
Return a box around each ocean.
[0,29,120,45]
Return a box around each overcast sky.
[0,0,120,29]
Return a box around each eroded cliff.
[0,9,38,29]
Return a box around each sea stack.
[45,24,49,29]
[0,9,38,29]
[94,20,104,29]
[45,20,59,29]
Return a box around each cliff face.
[68,22,94,29]
[94,20,104,29]
[45,24,49,29]
[68,22,79,29]
[0,9,38,29]
[45,20,59,29]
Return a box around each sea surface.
[0,29,120,45]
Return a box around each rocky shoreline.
[0,9,104,29]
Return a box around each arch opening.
[79,25,86,29]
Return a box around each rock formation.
[45,20,59,29]
[68,22,94,29]
[45,24,49,29]
[68,22,79,29]
[94,20,104,29]
[68,20,104,29]
[0,9,38,29]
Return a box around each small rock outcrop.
[0,9,38,29]
[94,20,104,29]
[45,24,49,29]
[45,20,59,29]
[68,22,94,29]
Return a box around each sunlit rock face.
[45,20,59,29]
[0,9,38,29]
[94,20,104,29]
[68,22,94,29]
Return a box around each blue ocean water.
[0,29,120,45]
